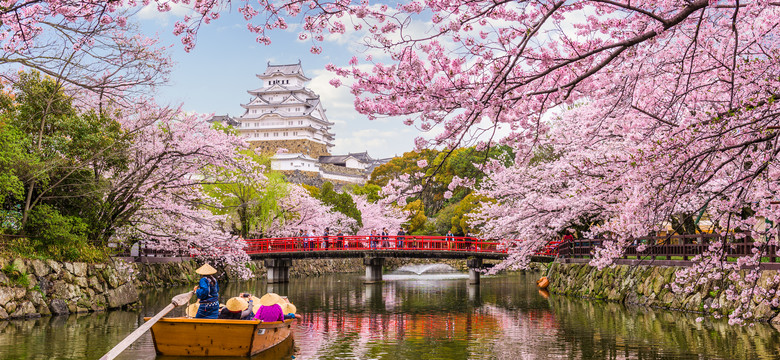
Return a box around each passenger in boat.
[193,263,220,319]
[218,294,254,320]
[254,303,284,322]
[282,302,302,320]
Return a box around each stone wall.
[250,139,330,158]
[278,170,357,189]
[0,256,479,320]
[547,262,780,323]
[0,258,260,320]
[0,258,139,320]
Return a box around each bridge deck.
[244,236,560,262]
[248,249,508,260]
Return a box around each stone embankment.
[0,256,472,320]
[547,262,780,323]
[0,257,141,320]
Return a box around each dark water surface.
[1,272,779,359]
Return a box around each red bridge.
[243,235,561,284]
[246,235,505,259]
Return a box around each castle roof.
[256,61,310,81]
[207,114,240,127]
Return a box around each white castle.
[210,61,388,184]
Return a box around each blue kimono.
[195,275,219,319]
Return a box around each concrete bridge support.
[364,257,385,284]
[467,258,483,285]
[264,258,292,284]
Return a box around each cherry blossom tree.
[5,0,779,319]
[97,102,254,278]
[351,194,407,235]
[266,184,357,236]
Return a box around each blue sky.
[136,7,418,159]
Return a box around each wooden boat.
[144,317,295,357]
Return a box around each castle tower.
[236,61,335,157]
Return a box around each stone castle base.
[250,139,330,158]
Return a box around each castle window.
[283,132,288,136]
[274,132,278,137]
[264,133,269,138]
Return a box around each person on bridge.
[446,230,455,249]
[323,227,330,249]
[370,229,378,250]
[396,227,406,248]
[296,229,305,250]
[337,230,345,249]
[304,229,312,251]
[381,228,390,248]
[193,264,220,319]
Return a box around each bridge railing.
[244,235,506,254]
[557,234,780,262]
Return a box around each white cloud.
[136,3,194,25]
[333,128,416,158]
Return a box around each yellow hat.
[226,297,248,312]
[258,293,284,307]
[186,301,199,317]
[250,296,262,314]
[195,263,217,275]
[282,302,296,315]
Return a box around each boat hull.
[145,317,294,357]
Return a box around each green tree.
[306,182,362,230]
[0,71,130,259]
[346,183,382,203]
[369,146,513,217]
[203,151,288,238]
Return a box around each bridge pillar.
[364,257,385,284]
[264,258,292,284]
[467,258,482,285]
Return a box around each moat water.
[1,271,779,359]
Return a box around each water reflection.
[0,272,778,359]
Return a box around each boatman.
[193,263,220,319]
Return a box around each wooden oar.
[99,291,194,360]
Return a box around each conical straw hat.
[282,302,296,315]
[226,297,248,312]
[195,263,217,275]
[250,296,262,314]
[258,293,284,306]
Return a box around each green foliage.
[404,199,427,234]
[22,204,97,261]
[203,150,289,238]
[0,71,132,250]
[1,262,30,287]
[449,193,492,236]
[369,146,512,216]
[346,183,382,203]
[0,121,27,207]
[309,182,362,229]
